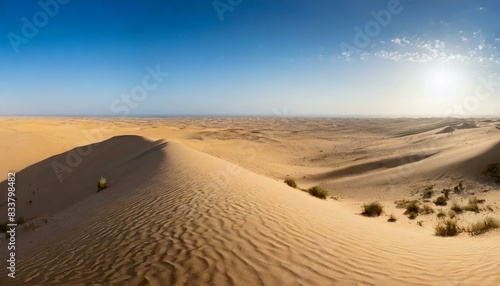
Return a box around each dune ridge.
[1,137,499,285]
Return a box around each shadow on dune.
[311,152,437,180]
[457,141,500,179]
[0,135,166,220]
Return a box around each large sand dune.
[0,118,499,285]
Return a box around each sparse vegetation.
[387,213,397,222]
[451,201,480,214]
[97,176,107,192]
[434,196,448,206]
[483,163,500,183]
[451,203,463,214]
[419,204,434,215]
[42,217,49,225]
[453,182,464,194]
[437,209,446,219]
[469,197,486,204]
[395,199,418,209]
[435,219,460,237]
[308,186,328,199]
[284,179,297,188]
[408,212,418,220]
[422,185,434,199]
[465,217,500,236]
[361,202,384,217]
[404,201,420,214]
[463,202,480,213]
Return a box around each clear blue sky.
[1,0,499,117]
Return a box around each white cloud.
[391,38,402,45]
[341,32,500,65]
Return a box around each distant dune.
[0,118,499,285]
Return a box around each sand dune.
[0,118,499,285]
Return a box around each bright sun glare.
[425,67,464,103]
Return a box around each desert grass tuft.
[308,186,328,199]
[284,179,297,188]
[465,217,500,236]
[387,213,397,222]
[422,185,434,199]
[419,204,434,215]
[437,209,446,219]
[404,201,420,219]
[434,195,448,206]
[435,219,460,237]
[361,202,384,217]
[97,176,107,192]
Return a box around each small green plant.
[435,219,460,237]
[463,202,480,213]
[97,176,107,192]
[469,197,485,204]
[404,201,420,215]
[465,217,500,236]
[422,186,434,199]
[17,216,27,225]
[408,212,418,220]
[483,163,500,183]
[419,204,434,215]
[308,186,328,199]
[361,202,384,217]
[387,213,397,222]
[42,217,49,225]
[451,203,463,214]
[434,196,448,206]
[284,179,297,188]
[395,199,418,209]
[437,209,446,219]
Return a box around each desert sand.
[0,117,499,285]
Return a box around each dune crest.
[1,139,499,285]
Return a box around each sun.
[429,69,454,92]
[424,66,463,103]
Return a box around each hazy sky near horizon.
[1,0,499,117]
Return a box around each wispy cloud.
[339,30,500,65]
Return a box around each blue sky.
[0,0,499,117]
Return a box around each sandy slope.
[0,118,499,285]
